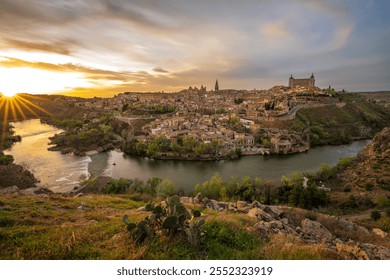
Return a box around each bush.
[377,197,390,209]
[371,210,381,221]
[0,154,14,165]
[364,183,374,191]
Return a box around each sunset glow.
[0,0,388,97]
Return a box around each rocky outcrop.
[180,193,390,260]
[335,127,390,203]
[0,163,38,189]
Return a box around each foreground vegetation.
[0,194,338,260]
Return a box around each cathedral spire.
[215,79,219,91]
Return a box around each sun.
[1,90,17,97]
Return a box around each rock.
[86,219,98,225]
[228,202,237,209]
[253,222,269,238]
[237,201,248,210]
[372,228,388,238]
[208,199,220,210]
[237,206,250,213]
[281,218,289,225]
[300,218,333,242]
[19,187,41,195]
[355,225,370,235]
[180,196,193,204]
[218,202,229,209]
[360,243,390,260]
[338,218,354,232]
[251,200,263,208]
[0,185,20,194]
[336,242,369,260]
[194,192,202,204]
[263,205,283,218]
[201,197,209,205]
[136,206,146,212]
[268,220,284,230]
[77,206,84,210]
[79,201,88,207]
[247,208,273,222]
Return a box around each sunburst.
[0,93,51,146]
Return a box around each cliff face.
[332,127,390,204]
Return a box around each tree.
[371,210,382,221]
[156,179,176,198]
[0,154,14,165]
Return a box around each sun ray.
[1,99,10,145]
[12,98,27,120]
[15,95,52,116]
[15,98,40,118]
[9,99,18,121]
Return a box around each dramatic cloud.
[0,0,389,96]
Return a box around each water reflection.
[90,139,370,193]
[7,119,370,194]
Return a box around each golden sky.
[0,0,389,97]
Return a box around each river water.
[6,119,370,193]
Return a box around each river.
[6,119,370,193]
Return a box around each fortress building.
[288,73,315,89]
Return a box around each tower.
[309,73,315,88]
[288,74,294,88]
[215,79,219,91]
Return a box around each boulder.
[136,206,146,212]
[180,196,193,204]
[247,208,273,222]
[0,185,20,194]
[251,200,264,209]
[360,243,390,260]
[193,192,202,204]
[300,218,333,242]
[372,228,388,238]
[337,218,354,232]
[19,187,41,195]
[336,242,369,260]
[263,205,283,218]
[237,206,250,213]
[236,201,248,210]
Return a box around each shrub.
[364,183,374,191]
[371,210,381,221]
[377,197,390,209]
[0,154,14,165]
[123,195,205,247]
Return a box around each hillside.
[292,100,390,146]
[329,127,390,211]
[0,192,389,260]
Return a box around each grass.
[1,193,385,260]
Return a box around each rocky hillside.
[331,127,390,206]
[0,192,389,260]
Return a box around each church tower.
[215,79,219,91]
[288,74,294,88]
[309,73,315,88]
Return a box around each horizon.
[0,0,389,97]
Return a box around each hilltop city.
[42,73,385,159]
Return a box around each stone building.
[288,73,315,89]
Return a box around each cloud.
[153,67,170,73]
[3,39,72,55]
[0,0,388,93]
[261,21,291,39]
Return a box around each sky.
[0,0,389,97]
